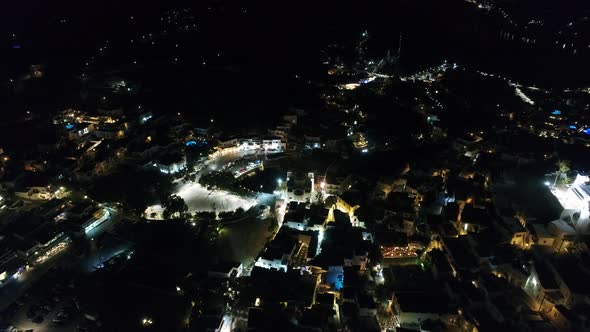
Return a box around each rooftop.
[249,267,317,308]
[394,292,455,314]
[461,205,491,225]
[534,260,560,290]
[445,237,479,270]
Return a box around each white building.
[83,207,111,234]
[254,231,299,272]
[152,155,186,174]
[550,174,590,234]
[67,124,95,140]
[261,138,285,151]
[286,172,314,203]
[255,247,293,272]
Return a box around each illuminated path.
[145,148,278,220]
[145,182,256,220]
[176,182,256,212]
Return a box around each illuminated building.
[322,173,353,196]
[255,227,318,271]
[151,153,186,174]
[209,136,285,159]
[66,123,95,140]
[391,293,460,329]
[550,174,590,234]
[0,252,27,287]
[376,230,424,261]
[286,172,314,203]
[261,137,284,151]
[83,207,111,234]
[138,112,153,124]
[283,202,328,233]
[255,235,297,272]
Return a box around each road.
[0,253,64,311]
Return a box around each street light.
[277,179,282,185]
[544,181,550,186]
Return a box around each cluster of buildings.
[0,198,115,288]
[246,197,376,331]
[2,14,590,330]
[500,87,590,149]
[0,111,128,289]
[53,109,128,141]
[221,128,590,332]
